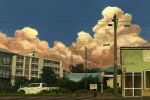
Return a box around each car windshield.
[27,83,40,87]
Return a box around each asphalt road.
[0,96,149,100]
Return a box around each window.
[16,71,23,75]
[0,68,10,78]
[17,56,24,62]
[125,73,132,88]
[31,64,38,71]
[124,72,142,97]
[31,72,38,77]
[145,71,150,89]
[2,56,11,65]
[16,64,23,69]
[32,58,38,64]
[27,83,40,87]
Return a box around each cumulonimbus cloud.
[0,6,148,70]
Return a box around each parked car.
[17,83,59,94]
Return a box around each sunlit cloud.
[0,6,148,70]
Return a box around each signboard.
[143,50,150,62]
[90,84,97,90]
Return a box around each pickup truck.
[17,83,59,94]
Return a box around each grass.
[0,92,75,97]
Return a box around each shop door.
[124,72,142,97]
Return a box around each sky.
[0,0,150,47]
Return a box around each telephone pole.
[85,46,88,90]
[69,52,73,71]
[112,14,118,96]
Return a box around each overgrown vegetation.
[0,64,121,96]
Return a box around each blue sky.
[0,0,150,46]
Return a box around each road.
[0,96,149,100]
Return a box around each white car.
[17,83,59,94]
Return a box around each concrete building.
[0,48,15,88]
[106,75,121,88]
[0,48,63,86]
[121,47,150,97]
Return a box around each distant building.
[67,72,121,89]
[0,48,63,86]
[0,48,15,87]
[106,75,121,88]
[67,73,100,82]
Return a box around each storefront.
[121,47,150,97]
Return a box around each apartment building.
[0,48,63,86]
[0,48,15,87]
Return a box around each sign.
[143,50,150,62]
[90,84,97,90]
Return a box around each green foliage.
[75,89,88,93]
[39,88,72,96]
[70,64,85,73]
[103,87,114,93]
[12,76,30,92]
[58,77,78,91]
[58,75,101,92]
[70,63,100,73]
[41,66,57,86]
[0,83,12,93]
[78,75,100,90]
[58,88,72,93]
[30,78,41,83]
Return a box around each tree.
[70,63,99,73]
[58,77,78,91]
[41,66,57,86]
[13,76,29,92]
[78,75,100,90]
[70,63,85,73]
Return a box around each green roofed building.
[121,47,150,97]
[67,73,100,82]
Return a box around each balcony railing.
[31,68,38,71]
[31,74,38,77]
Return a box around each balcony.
[44,63,59,68]
[15,73,23,76]
[44,63,50,66]
[31,68,38,71]
[16,67,23,70]
[16,58,24,62]
[31,61,38,64]
[31,74,38,77]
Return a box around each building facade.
[0,48,63,86]
[0,48,15,88]
[121,47,150,97]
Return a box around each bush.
[103,87,114,94]
[58,88,72,94]
[75,89,88,93]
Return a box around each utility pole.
[112,14,118,96]
[69,52,73,71]
[70,52,73,65]
[85,46,88,90]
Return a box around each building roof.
[0,48,15,54]
[103,66,121,73]
[67,73,100,82]
[67,72,122,82]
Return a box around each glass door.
[124,72,142,97]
